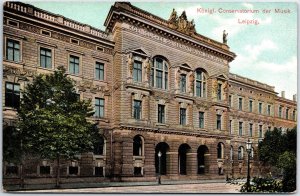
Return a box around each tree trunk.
[55,155,60,188]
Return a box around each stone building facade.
[2,2,297,187]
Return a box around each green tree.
[17,67,97,187]
[257,127,296,192]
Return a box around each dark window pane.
[133,61,142,82]
[134,167,142,176]
[6,166,18,175]
[6,39,20,62]
[133,100,142,119]
[158,104,165,123]
[95,167,104,176]
[69,166,78,175]
[95,98,104,118]
[133,136,142,156]
[40,166,50,175]
[94,136,104,155]
[5,82,20,108]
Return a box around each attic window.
[260,93,262,96]
[41,30,51,37]
[96,46,104,52]
[239,88,243,91]
[7,20,19,27]
[70,38,79,45]
[250,90,253,93]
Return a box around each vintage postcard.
[2,1,297,193]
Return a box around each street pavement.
[17,182,242,193]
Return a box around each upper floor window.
[40,47,52,69]
[239,122,243,136]
[229,120,232,134]
[95,62,104,80]
[238,146,244,160]
[250,147,254,159]
[230,146,234,161]
[238,98,243,110]
[292,110,296,121]
[267,105,271,116]
[229,95,232,107]
[133,135,143,156]
[216,114,221,130]
[133,100,142,120]
[195,69,206,97]
[5,82,20,108]
[217,83,222,100]
[259,125,263,138]
[180,108,186,125]
[249,123,253,137]
[279,106,282,118]
[6,39,20,62]
[180,74,187,93]
[151,57,168,89]
[259,103,262,114]
[133,61,142,82]
[158,104,165,124]
[199,112,204,128]
[69,55,80,75]
[94,98,104,118]
[249,100,253,112]
[286,108,289,119]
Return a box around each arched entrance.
[197,145,209,174]
[178,143,191,175]
[155,142,169,175]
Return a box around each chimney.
[281,91,285,98]
[293,94,297,101]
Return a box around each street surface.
[18,182,241,193]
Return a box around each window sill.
[155,123,169,127]
[3,107,18,111]
[3,59,24,65]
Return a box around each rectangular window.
[286,108,289,119]
[229,120,232,134]
[239,122,243,136]
[216,114,221,130]
[164,71,168,90]
[292,110,296,121]
[229,95,232,107]
[199,112,204,128]
[259,125,263,138]
[249,123,253,137]
[134,167,142,176]
[133,61,142,82]
[69,55,80,75]
[249,100,253,112]
[196,80,201,97]
[95,62,104,80]
[95,167,104,177]
[6,166,18,175]
[180,74,186,93]
[133,100,142,120]
[40,47,52,68]
[156,70,163,88]
[95,98,104,118]
[279,106,282,118]
[259,103,262,114]
[217,83,222,100]
[69,166,79,175]
[158,104,165,124]
[5,82,20,108]
[239,98,243,110]
[6,39,20,62]
[268,126,271,132]
[180,108,186,125]
[267,105,271,116]
[40,166,50,175]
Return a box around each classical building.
[2,2,297,188]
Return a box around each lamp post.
[158,151,162,185]
[246,139,252,192]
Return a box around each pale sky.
[28,1,298,100]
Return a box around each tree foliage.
[257,126,296,193]
[17,67,97,160]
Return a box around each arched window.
[195,69,206,97]
[230,146,233,161]
[250,147,254,159]
[217,142,224,159]
[133,135,144,156]
[238,146,244,160]
[151,57,168,90]
[94,136,105,155]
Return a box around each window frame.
[39,47,53,69]
[179,108,187,125]
[151,57,169,90]
[5,38,21,62]
[158,104,165,124]
[195,69,206,97]
[5,82,20,109]
[94,98,105,118]
[133,60,142,82]
[216,114,222,130]
[133,100,142,120]
[239,122,243,136]
[68,54,80,75]
[199,111,204,128]
[95,61,105,81]
[238,97,243,110]
[180,74,187,93]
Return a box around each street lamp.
[246,139,252,192]
[158,151,162,185]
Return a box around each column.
[186,152,197,176]
[166,152,178,176]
